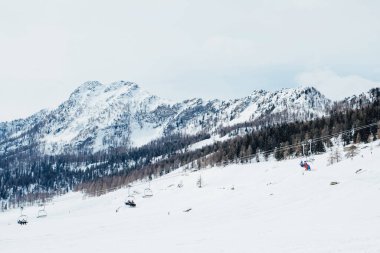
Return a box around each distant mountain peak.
[105,81,139,92]
[71,80,141,96]
[75,80,103,92]
[1,82,375,156]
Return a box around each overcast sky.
[1,0,380,121]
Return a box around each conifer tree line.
[1,91,379,209]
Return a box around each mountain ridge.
[0,81,376,156]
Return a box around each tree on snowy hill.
[1,201,7,211]
[283,141,290,159]
[328,151,335,166]
[367,133,374,143]
[328,147,343,166]
[335,147,343,163]
[274,147,283,161]
[344,145,360,160]
[255,148,260,163]
[355,132,362,144]
[197,174,203,188]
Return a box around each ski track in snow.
[1,143,380,253]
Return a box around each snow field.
[1,143,380,253]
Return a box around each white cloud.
[295,70,380,100]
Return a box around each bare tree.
[328,147,343,165]
[355,133,362,144]
[344,145,359,160]
[196,174,203,188]
[334,147,342,163]
[368,133,374,154]
[255,148,260,163]
[327,150,335,166]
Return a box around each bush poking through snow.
[344,145,360,159]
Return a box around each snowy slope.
[1,142,379,253]
[0,82,332,155]
[338,87,380,110]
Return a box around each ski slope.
[1,143,380,253]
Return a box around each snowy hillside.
[0,82,332,155]
[338,87,380,110]
[1,141,379,253]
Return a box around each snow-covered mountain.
[0,81,336,155]
[337,87,380,109]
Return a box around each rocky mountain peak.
[1,82,374,157]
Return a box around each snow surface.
[1,143,380,253]
[187,134,232,151]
